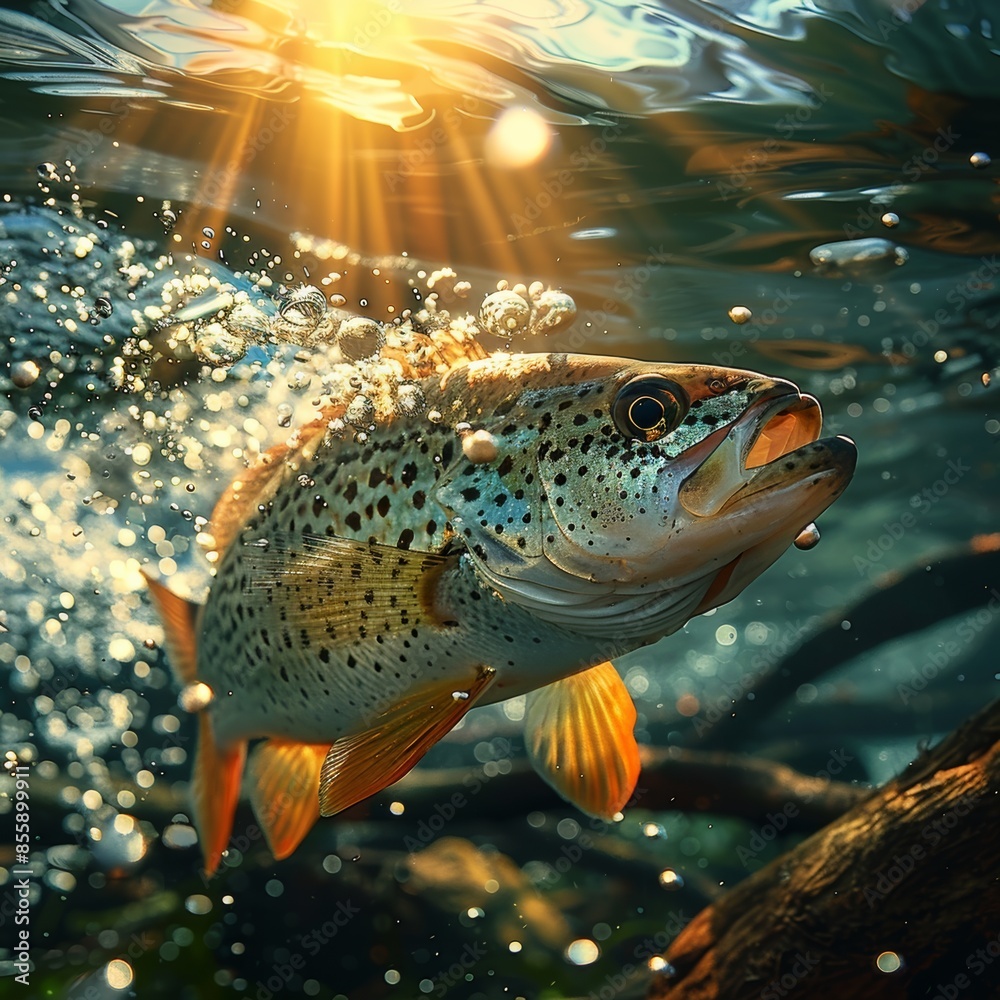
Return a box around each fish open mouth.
[681,387,857,614]
[679,388,856,518]
[743,393,824,470]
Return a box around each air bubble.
[336,317,385,362]
[658,868,684,889]
[531,289,576,335]
[793,523,821,550]
[10,361,40,388]
[565,939,600,966]
[462,429,499,464]
[479,290,531,337]
[344,394,375,429]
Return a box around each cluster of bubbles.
[477,280,576,339]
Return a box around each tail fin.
[142,570,245,875]
[194,714,247,876]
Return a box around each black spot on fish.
[494,493,507,506]
[343,480,358,503]
[573,413,588,426]
[554,473,566,486]
[497,455,514,478]
[461,487,481,501]
[441,440,454,465]
[345,511,362,532]
[346,654,358,668]
[413,490,426,509]
[377,495,391,518]
[319,648,330,664]
[364,589,375,604]
[401,462,418,487]
[397,528,414,550]
[369,467,386,488]
[280,665,289,682]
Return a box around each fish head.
[432,354,856,639]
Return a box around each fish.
[144,321,856,875]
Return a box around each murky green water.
[1,1,998,998]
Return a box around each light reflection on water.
[0,0,998,997]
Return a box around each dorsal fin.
[206,416,329,555]
[142,571,200,685]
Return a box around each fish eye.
[612,376,686,442]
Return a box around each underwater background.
[1,0,998,997]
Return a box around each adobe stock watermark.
[929,928,1000,1000]
[896,589,1000,704]
[891,256,1000,370]
[3,753,33,987]
[38,98,130,180]
[759,951,821,999]
[736,750,854,867]
[712,287,799,367]
[716,85,834,201]
[425,941,487,997]
[197,106,296,207]
[383,94,484,193]
[252,900,361,999]
[853,456,971,579]
[687,617,817,738]
[586,910,689,1000]
[843,126,962,240]
[403,737,516,853]
[569,244,673,344]
[509,121,626,236]
[863,789,981,908]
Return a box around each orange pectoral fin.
[319,666,496,817]
[248,740,329,860]
[524,661,640,819]
[192,713,246,877]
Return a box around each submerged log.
[695,535,1000,750]
[649,697,1000,999]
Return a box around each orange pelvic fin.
[319,666,497,817]
[193,712,247,877]
[524,661,640,819]
[249,739,329,860]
